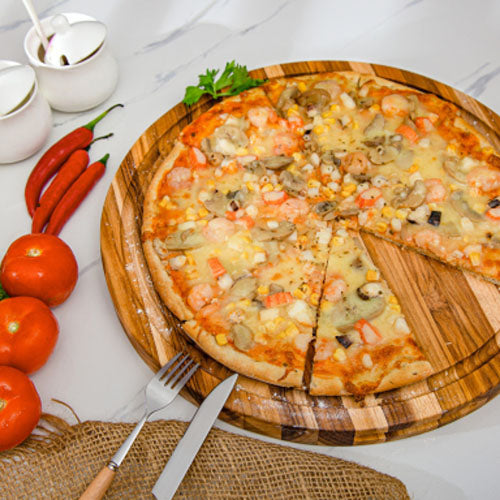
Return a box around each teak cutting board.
[101,61,500,445]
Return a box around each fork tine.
[155,352,183,380]
[166,358,195,387]
[173,362,199,391]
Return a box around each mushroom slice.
[328,293,385,332]
[211,124,248,155]
[450,191,484,221]
[392,180,427,209]
[297,88,331,111]
[162,229,205,250]
[321,150,341,166]
[314,79,342,100]
[363,136,386,148]
[203,190,228,217]
[314,200,338,220]
[443,156,467,184]
[251,221,296,241]
[276,85,300,115]
[395,148,414,170]
[279,170,306,196]
[230,324,254,351]
[259,155,294,170]
[244,160,266,176]
[369,144,399,165]
[364,113,385,136]
[357,282,383,301]
[230,276,258,300]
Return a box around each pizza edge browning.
[142,141,194,321]
[310,358,433,396]
[184,320,305,387]
[141,69,499,396]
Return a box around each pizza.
[142,70,500,396]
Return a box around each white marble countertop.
[2,1,500,498]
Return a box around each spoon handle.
[22,0,50,49]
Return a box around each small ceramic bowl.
[24,12,119,112]
[0,60,52,164]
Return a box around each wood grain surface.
[100,61,500,445]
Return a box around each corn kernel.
[159,196,170,208]
[342,183,357,194]
[482,147,494,155]
[292,152,303,162]
[299,235,308,244]
[376,221,388,233]
[352,121,359,130]
[242,251,248,259]
[449,183,459,192]
[284,323,299,337]
[409,164,419,173]
[298,82,307,92]
[472,203,484,214]
[332,236,344,246]
[198,219,208,226]
[186,271,198,280]
[239,299,251,307]
[274,183,283,191]
[321,301,333,312]
[395,209,407,220]
[207,180,215,187]
[257,285,269,295]
[369,104,381,113]
[321,110,332,118]
[388,295,399,305]
[274,316,285,325]
[390,304,401,313]
[330,104,339,111]
[366,269,379,282]
[313,125,325,135]
[325,118,336,125]
[287,107,299,117]
[381,206,394,218]
[333,348,347,362]
[198,207,209,217]
[261,183,274,192]
[307,179,320,188]
[310,293,319,306]
[246,181,255,191]
[185,253,194,266]
[225,302,236,311]
[469,252,481,266]
[293,288,305,299]
[215,334,228,346]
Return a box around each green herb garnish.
[0,283,8,301]
[183,61,266,106]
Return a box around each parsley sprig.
[183,61,266,106]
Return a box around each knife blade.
[152,373,238,500]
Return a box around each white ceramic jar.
[0,60,52,164]
[24,12,119,112]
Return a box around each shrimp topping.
[187,283,215,311]
[166,166,192,192]
[413,229,444,255]
[314,339,335,361]
[247,107,275,128]
[381,94,410,117]
[278,198,310,221]
[424,178,447,203]
[273,132,299,156]
[467,166,500,193]
[324,278,347,303]
[202,217,237,243]
[342,151,371,175]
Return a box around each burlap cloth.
[0,415,409,499]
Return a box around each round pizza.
[141,71,500,397]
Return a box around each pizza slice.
[310,227,432,396]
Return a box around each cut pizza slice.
[310,227,432,396]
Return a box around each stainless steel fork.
[79,352,199,500]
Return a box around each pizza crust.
[142,141,194,321]
[184,320,304,388]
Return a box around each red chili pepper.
[31,150,90,233]
[44,154,109,236]
[25,104,123,217]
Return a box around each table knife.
[152,373,238,500]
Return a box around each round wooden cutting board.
[101,61,500,445]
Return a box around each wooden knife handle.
[79,464,116,500]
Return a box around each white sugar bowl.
[0,60,52,164]
[24,12,119,112]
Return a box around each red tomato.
[0,366,41,452]
[0,234,78,307]
[0,297,59,373]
